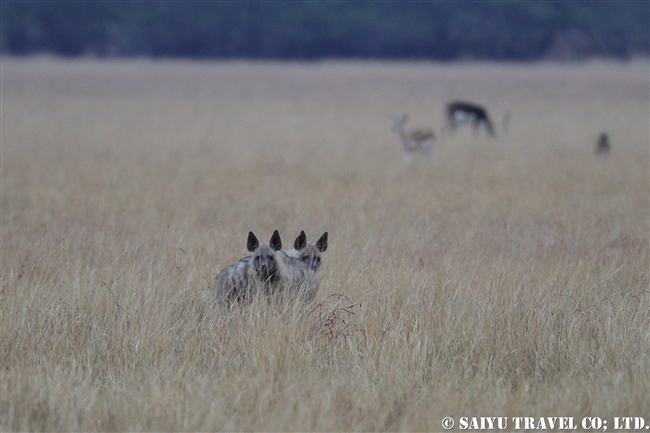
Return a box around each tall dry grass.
[1,59,649,431]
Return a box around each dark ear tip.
[270,230,282,250]
[294,230,307,250]
[247,231,259,252]
[317,231,328,251]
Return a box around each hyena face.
[248,230,283,283]
[289,230,328,271]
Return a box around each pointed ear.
[269,230,282,251]
[316,232,328,252]
[294,230,307,250]
[247,231,259,252]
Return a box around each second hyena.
[281,255,320,302]
[277,230,328,302]
[285,231,328,272]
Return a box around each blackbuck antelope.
[391,113,436,168]
[214,230,319,306]
[596,132,610,155]
[444,101,496,137]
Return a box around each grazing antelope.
[595,132,610,155]
[285,231,328,272]
[214,230,318,305]
[391,114,436,168]
[444,101,496,137]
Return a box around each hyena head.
[248,230,283,282]
[293,230,328,271]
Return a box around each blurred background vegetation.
[2,1,648,61]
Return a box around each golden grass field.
[1,59,649,431]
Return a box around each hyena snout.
[254,254,278,280]
[304,255,322,271]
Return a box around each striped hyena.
[275,230,328,302]
[280,254,320,302]
[285,231,328,272]
[214,230,319,305]
[214,230,287,305]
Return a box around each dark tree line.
[2,2,648,61]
